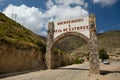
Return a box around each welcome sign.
[53,16,90,39]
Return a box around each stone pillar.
[89,14,100,74]
[45,22,54,69]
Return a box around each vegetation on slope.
[56,30,120,57]
[55,36,87,53]
[98,30,120,52]
[0,13,45,52]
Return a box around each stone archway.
[45,14,100,74]
[52,32,89,46]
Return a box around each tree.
[99,48,109,62]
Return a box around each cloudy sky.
[0,0,120,36]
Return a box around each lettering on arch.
[53,16,90,39]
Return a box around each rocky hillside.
[0,13,45,49]
[55,36,87,53]
[98,30,120,53]
[0,13,46,73]
[56,30,120,58]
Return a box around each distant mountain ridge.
[56,30,120,55]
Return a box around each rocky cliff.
[0,40,46,73]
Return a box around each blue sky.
[0,0,120,36]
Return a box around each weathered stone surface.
[46,14,100,74]
[0,41,45,73]
[89,14,100,74]
[45,22,54,69]
[45,22,90,69]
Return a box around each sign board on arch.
[53,16,90,39]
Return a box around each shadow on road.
[58,67,120,76]
[58,68,89,71]
[1,67,120,79]
[100,70,120,75]
[0,69,42,79]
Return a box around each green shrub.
[36,41,46,53]
[61,61,66,66]
[74,58,84,64]
[99,48,109,61]
[116,53,120,55]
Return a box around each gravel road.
[0,61,120,80]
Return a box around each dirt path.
[0,62,120,80]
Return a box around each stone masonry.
[45,14,100,74]
[89,14,100,74]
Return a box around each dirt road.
[0,62,120,80]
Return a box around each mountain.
[0,13,45,49]
[98,30,120,53]
[56,30,120,58]
[55,36,87,53]
[0,13,46,73]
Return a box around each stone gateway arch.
[45,14,100,74]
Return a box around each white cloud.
[45,5,88,21]
[113,24,120,28]
[0,0,4,6]
[54,0,85,6]
[84,2,88,9]
[3,4,46,36]
[93,0,100,3]
[3,0,88,37]
[93,0,118,6]
[46,0,54,8]
[99,30,104,33]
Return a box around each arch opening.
[54,36,87,53]
[52,32,89,49]
[49,32,90,68]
